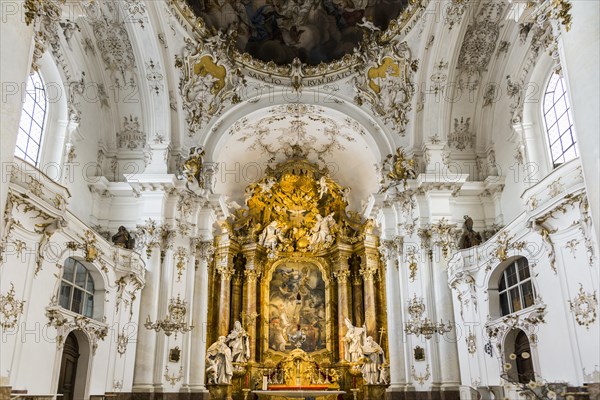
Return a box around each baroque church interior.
[0,0,599,399]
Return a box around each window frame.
[541,72,578,169]
[15,71,48,167]
[498,257,536,316]
[59,258,96,319]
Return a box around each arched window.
[498,257,535,316]
[15,71,47,166]
[542,73,577,168]
[59,258,95,318]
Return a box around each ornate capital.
[244,269,261,283]
[359,267,377,281]
[196,241,215,262]
[334,269,351,284]
[378,236,403,262]
[217,266,234,281]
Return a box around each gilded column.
[243,268,260,362]
[189,241,214,393]
[217,265,234,336]
[231,273,243,325]
[351,274,364,326]
[360,253,379,337]
[334,264,351,361]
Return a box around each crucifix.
[379,327,386,345]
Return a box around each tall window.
[499,257,535,316]
[15,71,47,166]
[542,73,577,168]
[59,258,95,318]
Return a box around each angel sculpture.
[343,317,367,363]
[181,146,208,196]
[357,16,381,33]
[318,176,328,199]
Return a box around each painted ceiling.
[185,0,409,65]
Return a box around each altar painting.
[268,262,326,353]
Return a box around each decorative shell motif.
[569,284,598,328]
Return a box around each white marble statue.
[361,336,386,384]
[259,220,280,249]
[309,213,335,248]
[226,320,250,363]
[206,336,233,385]
[343,317,367,363]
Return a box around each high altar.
[205,155,390,399]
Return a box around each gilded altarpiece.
[206,157,389,398]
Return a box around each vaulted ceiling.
[33,0,560,209]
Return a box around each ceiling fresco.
[185,0,409,65]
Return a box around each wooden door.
[58,333,79,400]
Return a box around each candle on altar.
[245,374,249,388]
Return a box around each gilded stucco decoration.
[466,328,477,355]
[231,104,363,164]
[176,34,246,135]
[65,230,101,264]
[378,147,417,192]
[532,221,558,274]
[182,0,409,66]
[170,0,427,84]
[411,364,431,385]
[226,157,366,253]
[353,41,418,135]
[117,328,128,356]
[46,306,109,355]
[569,284,598,328]
[134,219,174,259]
[164,365,184,386]
[490,231,527,264]
[0,283,25,330]
[34,217,68,275]
[485,304,546,352]
[174,247,188,282]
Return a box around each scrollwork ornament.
[569,284,598,328]
[466,329,477,355]
[117,329,128,356]
[196,241,214,262]
[0,283,25,329]
[353,42,418,136]
[174,247,188,282]
[411,364,431,385]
